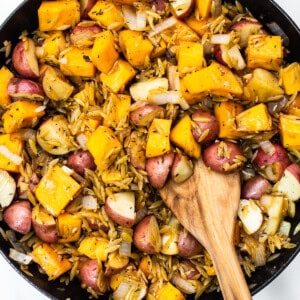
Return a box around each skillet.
[0,0,299,299]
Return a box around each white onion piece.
[0,145,22,165]
[122,5,147,31]
[119,240,132,257]
[167,65,180,91]
[148,90,190,110]
[9,248,32,265]
[113,282,131,299]
[149,16,177,37]
[136,11,147,30]
[76,133,88,149]
[82,195,98,210]
[171,273,197,294]
[259,140,276,156]
[211,34,231,44]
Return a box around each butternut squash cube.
[0,133,23,172]
[214,102,246,139]
[196,0,212,19]
[91,30,119,74]
[59,46,95,77]
[246,35,283,71]
[236,103,272,132]
[88,1,124,30]
[0,66,13,108]
[280,62,300,95]
[35,165,82,216]
[146,118,172,158]
[103,93,131,128]
[186,16,217,36]
[157,282,185,300]
[177,41,205,75]
[151,39,167,59]
[182,62,243,98]
[100,59,136,93]
[31,243,72,280]
[243,68,284,102]
[86,125,122,172]
[119,30,154,67]
[38,0,80,31]
[170,114,201,159]
[279,114,300,150]
[78,236,109,262]
[180,79,204,105]
[2,100,45,134]
[288,94,300,117]
[58,213,82,243]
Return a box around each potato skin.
[32,219,58,243]
[241,175,272,200]
[80,0,97,19]
[67,150,96,175]
[178,229,203,257]
[191,110,219,144]
[130,104,165,127]
[79,259,101,292]
[70,24,102,46]
[3,200,32,234]
[7,78,44,99]
[146,152,175,188]
[203,141,245,173]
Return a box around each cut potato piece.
[0,169,16,208]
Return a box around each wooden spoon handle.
[209,239,252,300]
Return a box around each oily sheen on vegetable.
[0,0,300,299]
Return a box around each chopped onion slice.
[211,34,231,44]
[171,273,197,294]
[82,195,98,210]
[76,133,88,149]
[148,90,190,110]
[0,145,22,165]
[119,240,132,257]
[259,140,276,156]
[9,248,32,265]
[113,282,131,299]
[149,16,177,37]
[167,65,180,91]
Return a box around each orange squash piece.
[0,66,13,108]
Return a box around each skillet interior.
[0,0,299,299]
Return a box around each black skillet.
[0,0,299,299]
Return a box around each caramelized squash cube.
[279,114,300,150]
[280,62,300,95]
[0,66,13,108]
[59,46,95,77]
[91,30,119,74]
[236,103,272,132]
[246,35,283,71]
[0,133,23,172]
[170,114,201,158]
[195,0,212,19]
[78,236,109,261]
[157,282,185,300]
[2,100,45,134]
[58,213,82,243]
[38,0,80,31]
[86,125,122,172]
[35,165,82,216]
[146,118,172,158]
[288,94,300,117]
[31,243,72,280]
[100,59,136,93]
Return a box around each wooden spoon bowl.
[159,159,252,300]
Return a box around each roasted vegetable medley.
[1,0,300,299]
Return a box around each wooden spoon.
[159,159,252,300]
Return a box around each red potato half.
[70,24,102,47]
[253,143,291,182]
[67,150,96,175]
[32,205,58,243]
[0,169,16,208]
[105,192,136,228]
[241,175,272,200]
[146,152,175,188]
[169,0,195,19]
[3,200,32,234]
[130,104,165,127]
[133,215,161,254]
[12,38,39,79]
[191,110,219,144]
[7,78,44,100]
[203,141,246,173]
[171,153,194,184]
[178,228,203,257]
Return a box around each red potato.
[32,205,58,243]
[153,0,167,12]
[79,259,107,293]
[203,141,246,173]
[70,24,102,47]
[0,169,16,208]
[169,0,195,19]
[105,252,129,277]
[171,153,193,183]
[178,228,203,257]
[273,163,300,201]
[191,110,219,144]
[105,192,136,228]
[67,150,96,175]
[180,260,199,280]
[133,215,161,254]
[3,200,32,234]
[130,104,165,127]
[7,78,44,100]
[146,152,175,188]
[253,143,291,182]
[231,19,264,48]
[241,175,272,200]
[80,0,97,19]
[12,38,39,79]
